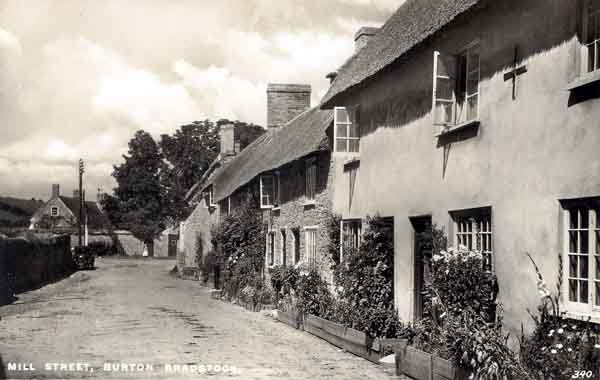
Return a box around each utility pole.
[78,158,84,248]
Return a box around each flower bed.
[277,309,301,330]
[396,345,467,380]
[303,314,383,363]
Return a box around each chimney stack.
[267,84,311,130]
[354,27,379,53]
[52,184,60,198]
[219,124,236,156]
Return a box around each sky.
[0,0,398,201]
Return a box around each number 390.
[572,370,593,379]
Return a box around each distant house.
[180,83,336,284]
[0,196,44,229]
[30,184,110,232]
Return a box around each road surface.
[0,257,402,380]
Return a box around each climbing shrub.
[210,198,265,300]
[332,215,409,338]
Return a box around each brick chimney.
[267,84,311,130]
[354,27,379,53]
[51,184,60,198]
[219,123,236,156]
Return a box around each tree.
[159,119,265,222]
[159,120,219,222]
[111,130,164,256]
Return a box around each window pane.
[335,108,350,123]
[570,209,578,229]
[589,42,598,72]
[597,230,600,254]
[467,71,479,96]
[348,139,359,153]
[581,255,589,278]
[467,48,480,75]
[581,209,589,228]
[581,230,589,254]
[436,78,455,101]
[467,95,478,121]
[570,255,578,277]
[349,121,359,138]
[336,139,348,153]
[435,101,453,124]
[580,280,589,303]
[596,256,600,279]
[337,123,348,138]
[570,231,578,253]
[596,282,600,306]
[569,279,578,301]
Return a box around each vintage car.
[72,246,95,270]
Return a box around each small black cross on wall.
[503,45,528,100]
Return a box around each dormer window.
[433,43,480,132]
[334,106,360,154]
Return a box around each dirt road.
[0,257,401,380]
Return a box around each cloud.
[0,1,396,200]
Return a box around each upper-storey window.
[305,159,317,202]
[433,43,480,128]
[203,185,215,208]
[50,206,59,217]
[334,106,360,154]
[584,0,600,73]
[260,174,279,209]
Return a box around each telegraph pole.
[78,159,84,248]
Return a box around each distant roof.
[58,196,110,229]
[321,0,482,108]
[197,106,333,202]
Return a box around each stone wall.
[264,150,336,284]
[0,234,73,303]
[179,200,218,273]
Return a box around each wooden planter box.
[303,314,382,363]
[397,346,466,380]
[277,309,302,329]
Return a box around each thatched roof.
[196,107,333,202]
[321,0,482,108]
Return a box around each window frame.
[432,41,480,132]
[340,219,362,263]
[450,207,493,272]
[582,0,600,74]
[305,158,317,203]
[334,106,360,155]
[304,226,318,268]
[561,199,600,320]
[260,174,275,209]
[50,206,59,217]
[203,186,216,209]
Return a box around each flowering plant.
[520,253,600,379]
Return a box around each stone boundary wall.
[0,234,73,304]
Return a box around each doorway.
[411,216,433,321]
[281,229,287,266]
